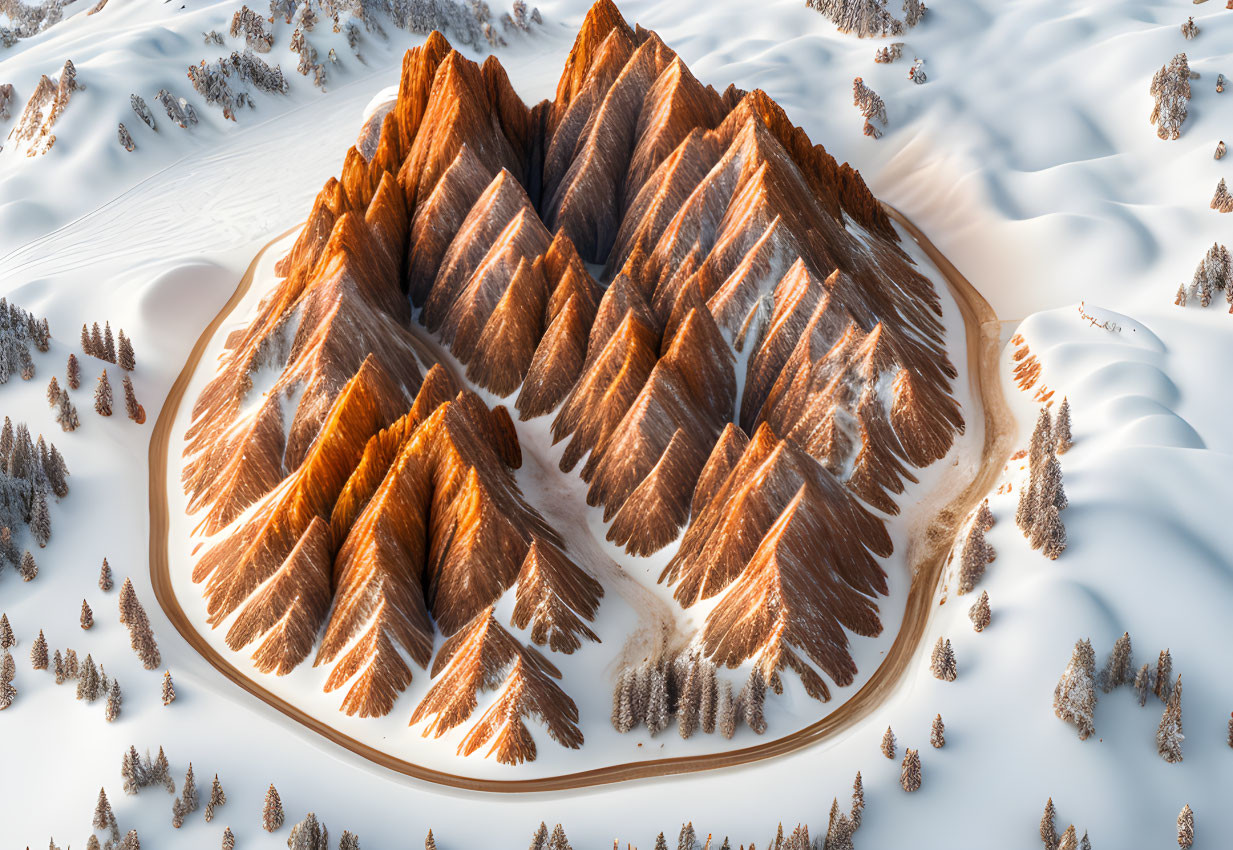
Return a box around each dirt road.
[148,204,1016,792]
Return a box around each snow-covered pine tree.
[31,629,47,669]
[1155,649,1173,701]
[64,647,79,678]
[95,369,113,416]
[426,828,438,850]
[678,657,700,739]
[1057,825,1078,850]
[121,746,143,795]
[717,680,736,739]
[52,648,64,683]
[881,725,895,759]
[1212,178,1233,212]
[122,828,140,850]
[1040,798,1057,850]
[611,667,633,732]
[1099,632,1133,692]
[94,787,116,831]
[1177,804,1194,848]
[0,613,11,649]
[30,488,50,547]
[105,679,122,722]
[1181,16,1198,40]
[969,590,991,632]
[850,771,864,827]
[852,77,887,137]
[548,823,572,850]
[222,827,235,850]
[1151,54,1191,141]
[1054,398,1073,454]
[46,375,60,407]
[123,376,144,423]
[77,653,101,701]
[102,322,115,363]
[1053,638,1097,740]
[79,598,94,630]
[930,714,945,748]
[678,822,696,850]
[899,748,921,791]
[262,783,284,831]
[19,549,37,581]
[99,558,113,592]
[181,762,198,812]
[976,498,995,531]
[204,773,225,821]
[162,670,175,705]
[152,746,174,793]
[741,669,767,734]
[930,637,957,681]
[1,650,13,683]
[172,797,186,829]
[1157,675,1184,763]
[56,389,79,432]
[1174,284,1187,306]
[45,442,69,497]
[646,665,669,735]
[118,331,135,371]
[339,831,360,850]
[90,322,104,357]
[903,0,924,27]
[956,520,993,595]
[81,324,93,357]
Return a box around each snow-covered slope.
[2,0,1232,847]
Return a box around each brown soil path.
[148,203,1016,792]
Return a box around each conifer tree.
[66,353,80,389]
[222,827,235,850]
[1134,663,1152,706]
[1227,712,1233,749]
[105,679,122,722]
[678,659,700,739]
[900,748,921,791]
[679,822,696,850]
[699,661,718,734]
[340,831,360,850]
[0,613,12,649]
[611,668,634,733]
[56,389,79,432]
[122,828,140,850]
[930,637,957,681]
[119,577,136,625]
[1157,675,1184,763]
[77,653,101,701]
[850,770,864,827]
[0,676,13,710]
[741,669,767,734]
[1053,638,1097,740]
[118,331,135,372]
[205,774,226,821]
[930,713,945,748]
[64,648,79,678]
[1057,825,1077,850]
[81,599,94,630]
[30,488,51,548]
[426,829,438,850]
[103,322,116,363]
[52,649,64,683]
[1177,803,1194,848]
[122,746,143,795]
[969,590,990,632]
[262,783,284,831]
[653,833,667,850]
[956,521,993,595]
[1155,650,1173,701]
[881,725,896,759]
[1099,632,1133,692]
[1054,398,1073,454]
[94,788,116,831]
[81,324,94,357]
[19,549,37,581]
[1080,831,1091,850]
[976,499,995,531]
[530,823,549,850]
[1,650,13,683]
[717,680,736,739]
[548,824,572,850]
[45,443,69,497]
[31,629,47,669]
[646,665,669,735]
[87,835,101,850]
[123,376,144,423]
[152,746,174,793]
[181,762,198,813]
[172,797,186,829]
[46,375,60,407]
[99,558,113,592]
[1040,798,1057,850]
[162,670,175,705]
[95,370,113,416]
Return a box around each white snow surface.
[2,0,1233,847]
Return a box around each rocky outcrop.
[182,0,963,762]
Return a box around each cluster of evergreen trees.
[611,653,767,740]
[118,577,161,669]
[1175,242,1233,309]
[852,77,887,138]
[1150,53,1191,141]
[0,417,69,562]
[79,320,135,371]
[33,629,123,720]
[1015,403,1069,559]
[1039,798,1092,850]
[955,500,995,595]
[804,0,925,38]
[0,297,50,384]
[1052,632,1186,762]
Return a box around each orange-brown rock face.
[182,0,964,764]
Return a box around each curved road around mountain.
[148,202,1016,792]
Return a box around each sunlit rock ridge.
[181,0,963,766]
